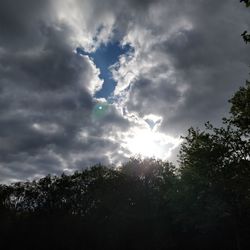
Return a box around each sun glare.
[124,128,181,160]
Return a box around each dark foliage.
[0,101,250,249]
[240,0,250,43]
[0,160,179,250]
[1,82,250,250]
[240,0,250,8]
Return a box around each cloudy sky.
[0,0,249,183]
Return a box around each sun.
[124,128,181,160]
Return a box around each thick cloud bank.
[0,0,249,182]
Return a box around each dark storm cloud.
[1,0,250,182]
[127,76,182,117]
[120,0,250,136]
[0,0,53,50]
[159,2,250,134]
[0,0,131,183]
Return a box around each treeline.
[0,81,250,250]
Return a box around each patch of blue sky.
[76,41,134,101]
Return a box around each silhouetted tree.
[240,0,250,8]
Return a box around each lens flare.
[92,102,109,119]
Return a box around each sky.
[0,0,250,183]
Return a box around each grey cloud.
[0,0,53,51]
[121,0,250,136]
[1,0,250,182]
[0,0,132,183]
[127,76,182,117]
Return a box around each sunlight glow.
[124,128,181,160]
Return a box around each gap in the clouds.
[76,41,134,100]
